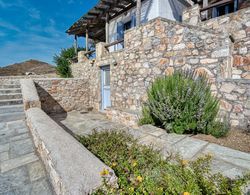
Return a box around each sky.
[0,0,98,67]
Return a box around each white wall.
[159,0,187,21]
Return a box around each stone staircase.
[0,80,25,122]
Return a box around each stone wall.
[79,18,231,110]
[0,75,53,85]
[34,78,90,114]
[71,17,249,130]
[217,80,250,129]
[183,6,250,79]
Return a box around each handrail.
[105,39,124,48]
[200,0,233,12]
[84,50,96,56]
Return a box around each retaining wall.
[34,78,91,114]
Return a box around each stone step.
[0,80,20,85]
[0,112,25,123]
[0,88,22,95]
[0,93,22,100]
[0,84,21,89]
[0,105,24,114]
[0,99,23,106]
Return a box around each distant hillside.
[0,59,57,76]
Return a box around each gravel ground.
[193,130,250,153]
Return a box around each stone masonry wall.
[71,17,249,130]
[218,80,250,129]
[34,78,90,114]
[184,6,250,79]
[0,75,53,85]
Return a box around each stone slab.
[7,120,26,130]
[140,125,166,137]
[202,143,250,170]
[1,153,38,173]
[210,158,247,178]
[0,152,9,162]
[160,133,187,145]
[27,161,46,182]
[173,137,208,159]
[0,166,30,194]
[0,143,9,153]
[9,138,34,158]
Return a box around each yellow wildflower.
[136,176,143,183]
[158,187,164,192]
[132,161,138,167]
[181,159,189,166]
[208,152,213,157]
[183,192,190,195]
[100,168,109,176]
[129,187,134,192]
[112,162,117,167]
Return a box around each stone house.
[67,0,250,130]
[67,0,194,52]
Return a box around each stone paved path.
[53,111,250,180]
[0,81,53,195]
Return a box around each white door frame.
[101,65,111,110]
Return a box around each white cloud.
[28,8,41,20]
[0,19,21,32]
[0,0,24,8]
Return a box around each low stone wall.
[20,79,41,110]
[34,78,91,114]
[106,108,139,129]
[26,107,116,195]
[0,75,54,84]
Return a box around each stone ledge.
[26,108,116,195]
[20,79,41,111]
[106,108,139,128]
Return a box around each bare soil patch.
[193,130,250,153]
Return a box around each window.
[124,20,132,31]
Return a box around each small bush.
[140,70,228,137]
[78,130,249,194]
[54,46,84,78]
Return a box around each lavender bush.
[140,70,228,137]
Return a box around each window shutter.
[117,21,124,40]
[131,13,136,27]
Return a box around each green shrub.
[78,130,250,194]
[54,46,84,78]
[139,70,228,136]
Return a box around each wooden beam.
[74,35,78,54]
[200,0,233,12]
[105,39,124,48]
[136,0,141,27]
